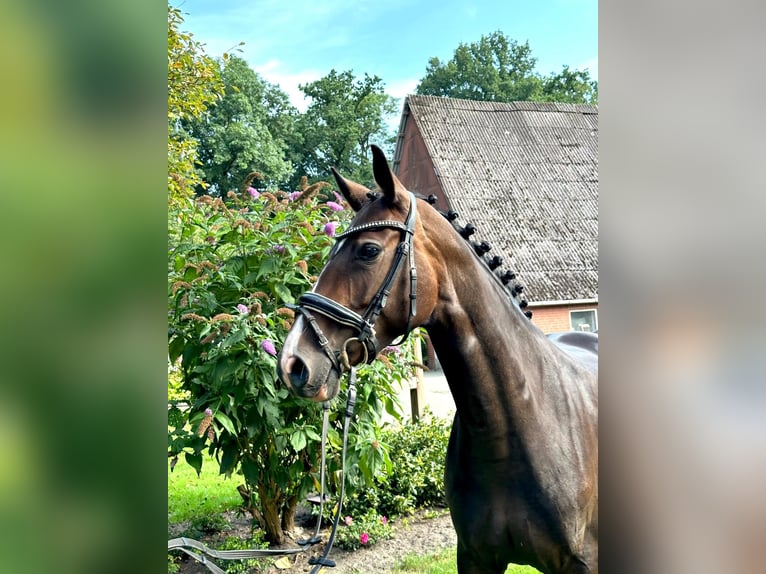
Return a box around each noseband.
[292,191,418,372]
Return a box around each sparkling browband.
[334,220,410,240]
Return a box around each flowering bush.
[168,183,417,544]
[334,510,393,550]
[342,413,452,518]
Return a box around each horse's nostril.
[289,357,309,389]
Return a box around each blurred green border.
[0,2,167,573]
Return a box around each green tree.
[417,32,541,101]
[290,70,398,189]
[187,56,297,195]
[416,30,597,104]
[167,5,224,205]
[540,64,598,103]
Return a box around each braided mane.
[365,190,532,320]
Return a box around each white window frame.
[569,308,597,333]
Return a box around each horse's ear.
[371,145,405,206]
[331,167,368,212]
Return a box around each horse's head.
[277,145,440,401]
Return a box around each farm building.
[392,95,598,335]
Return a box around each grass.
[168,451,243,524]
[392,547,541,574]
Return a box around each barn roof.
[393,95,598,303]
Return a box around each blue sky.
[173,0,597,112]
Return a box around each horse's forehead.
[354,200,397,223]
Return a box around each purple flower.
[326,201,344,212]
[359,532,369,545]
[381,516,387,525]
[236,304,249,314]
[333,191,344,203]
[261,339,277,356]
[289,191,302,201]
[204,407,213,416]
[247,186,260,198]
[324,222,338,237]
[382,346,400,355]
[344,516,353,526]
[272,245,285,254]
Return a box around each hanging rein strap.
[307,366,356,572]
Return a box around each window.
[570,309,597,333]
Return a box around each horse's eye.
[357,243,381,261]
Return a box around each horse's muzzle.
[278,354,309,390]
[277,347,339,402]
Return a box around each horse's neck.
[427,261,565,446]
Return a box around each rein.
[168,367,358,574]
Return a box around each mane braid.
[411,193,533,320]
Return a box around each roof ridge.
[406,94,597,114]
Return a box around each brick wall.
[530,303,599,334]
[425,303,597,367]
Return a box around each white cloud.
[384,78,420,134]
[386,78,420,101]
[252,60,323,112]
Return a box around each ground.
[172,507,457,574]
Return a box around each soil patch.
[172,507,457,574]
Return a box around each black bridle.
[293,191,419,373]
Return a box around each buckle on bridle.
[340,337,368,371]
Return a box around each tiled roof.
[400,95,598,303]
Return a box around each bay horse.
[277,146,598,574]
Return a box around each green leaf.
[383,396,402,421]
[241,456,260,485]
[185,452,203,477]
[219,442,238,475]
[214,410,237,436]
[168,336,185,364]
[258,258,277,278]
[220,327,246,349]
[187,411,205,428]
[198,323,212,339]
[304,427,321,442]
[272,282,294,304]
[289,430,307,451]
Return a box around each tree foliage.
[539,64,598,103]
[291,70,399,189]
[186,56,297,195]
[167,6,223,205]
[416,31,597,104]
